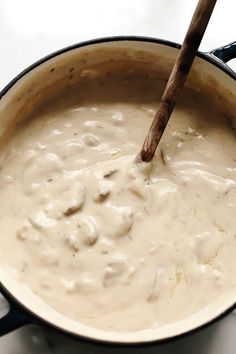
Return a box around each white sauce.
[0,76,235,332]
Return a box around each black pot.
[0,36,235,346]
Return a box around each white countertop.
[0,0,235,352]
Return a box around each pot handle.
[210,41,236,64]
[0,294,32,336]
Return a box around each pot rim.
[0,35,235,346]
[0,35,235,101]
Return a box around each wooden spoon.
[136,0,217,163]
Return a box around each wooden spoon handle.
[137,0,217,163]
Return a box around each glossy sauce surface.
[0,76,235,331]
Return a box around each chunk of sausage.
[113,206,133,238]
[103,254,128,287]
[29,210,57,230]
[62,276,96,294]
[66,232,80,252]
[77,215,99,246]
[82,133,100,147]
[63,181,86,216]
[94,180,112,202]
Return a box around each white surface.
[0,0,235,352]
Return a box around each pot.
[0,36,235,346]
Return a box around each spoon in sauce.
[136,0,217,163]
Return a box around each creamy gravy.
[0,76,235,332]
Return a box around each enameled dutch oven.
[0,36,235,346]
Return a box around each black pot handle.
[0,295,32,336]
[210,41,236,64]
